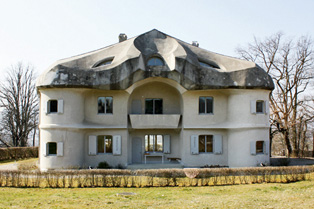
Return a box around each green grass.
[0,180,314,208]
[0,158,38,165]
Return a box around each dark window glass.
[256,101,264,113]
[97,135,112,154]
[48,142,57,155]
[98,97,113,114]
[145,99,162,114]
[105,136,113,153]
[199,97,213,114]
[147,57,164,66]
[49,100,58,113]
[199,135,213,153]
[256,141,264,153]
[145,135,163,152]
[94,59,113,68]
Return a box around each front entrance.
[132,137,142,164]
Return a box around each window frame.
[145,98,163,114]
[256,141,265,154]
[145,135,163,153]
[48,100,58,114]
[97,96,113,114]
[97,135,113,154]
[47,142,57,156]
[198,135,213,153]
[199,96,213,114]
[256,100,265,114]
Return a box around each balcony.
[129,114,181,129]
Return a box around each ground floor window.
[256,141,264,154]
[145,135,163,152]
[97,135,113,154]
[47,142,57,155]
[199,135,213,153]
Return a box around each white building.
[37,30,274,170]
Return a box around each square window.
[97,135,112,154]
[47,142,57,155]
[145,99,163,114]
[199,97,213,114]
[145,135,163,152]
[256,141,264,154]
[256,101,264,113]
[98,97,113,114]
[48,100,58,113]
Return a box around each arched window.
[93,58,113,68]
[147,57,164,66]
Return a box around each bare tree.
[0,63,38,147]
[236,33,314,157]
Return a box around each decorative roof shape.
[37,29,274,90]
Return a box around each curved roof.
[36,29,274,90]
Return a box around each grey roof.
[36,29,274,90]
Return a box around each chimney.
[119,33,127,42]
[192,41,199,47]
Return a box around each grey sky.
[0,0,313,76]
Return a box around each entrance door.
[132,137,142,164]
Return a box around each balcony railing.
[129,114,181,129]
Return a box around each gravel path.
[0,162,18,170]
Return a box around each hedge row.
[0,165,313,188]
[0,147,38,161]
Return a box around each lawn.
[0,180,313,208]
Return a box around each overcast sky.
[0,0,313,77]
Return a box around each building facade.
[37,30,274,170]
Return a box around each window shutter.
[190,135,199,155]
[264,141,269,155]
[163,135,171,154]
[265,100,269,114]
[113,135,122,156]
[57,142,64,157]
[58,99,64,114]
[43,101,48,114]
[43,143,47,157]
[88,135,97,155]
[214,135,223,154]
[250,141,256,155]
[250,100,256,114]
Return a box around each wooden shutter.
[43,101,48,114]
[264,141,269,155]
[163,135,171,154]
[57,142,64,157]
[214,135,223,154]
[250,100,256,114]
[250,141,256,155]
[265,100,269,114]
[190,135,199,155]
[88,135,97,155]
[43,143,47,157]
[58,99,64,114]
[113,135,122,156]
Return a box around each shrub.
[0,147,38,161]
[97,161,111,169]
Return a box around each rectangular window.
[98,97,113,114]
[199,135,213,153]
[47,142,57,155]
[256,100,264,113]
[48,100,58,113]
[256,141,264,154]
[97,135,113,154]
[145,135,163,152]
[145,99,163,114]
[199,97,213,114]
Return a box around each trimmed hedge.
[0,165,313,188]
[0,147,38,161]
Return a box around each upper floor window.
[145,98,163,114]
[93,58,113,68]
[199,60,220,69]
[147,57,164,66]
[199,97,213,114]
[250,100,268,114]
[256,100,264,113]
[97,135,113,154]
[199,135,213,153]
[46,99,63,114]
[145,135,163,152]
[98,97,113,114]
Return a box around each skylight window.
[93,58,113,68]
[199,60,220,69]
[147,57,164,66]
